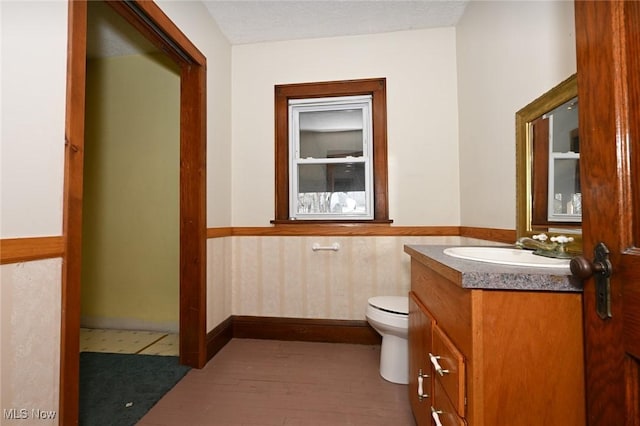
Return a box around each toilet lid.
[368,296,408,315]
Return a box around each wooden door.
[575,1,640,424]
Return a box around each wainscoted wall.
[0,259,61,416]
[207,237,233,331]
[209,235,498,323]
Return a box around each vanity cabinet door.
[409,292,434,426]
[431,325,466,417]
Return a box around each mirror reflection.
[516,74,581,253]
[531,96,580,224]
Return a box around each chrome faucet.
[515,233,574,258]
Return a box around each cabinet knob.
[431,407,444,426]
[429,353,450,376]
[417,369,429,401]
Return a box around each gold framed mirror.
[516,74,581,253]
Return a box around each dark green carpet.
[79,352,191,426]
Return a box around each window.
[289,96,372,219]
[273,78,390,223]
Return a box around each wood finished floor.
[137,338,416,426]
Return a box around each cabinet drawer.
[432,380,467,426]
[431,324,466,417]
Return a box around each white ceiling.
[203,0,469,45]
[87,0,469,58]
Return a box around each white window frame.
[288,95,373,220]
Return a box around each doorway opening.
[61,1,207,424]
[81,0,181,354]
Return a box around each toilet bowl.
[366,296,409,384]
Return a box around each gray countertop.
[404,244,583,293]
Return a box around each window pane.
[548,97,579,153]
[550,158,581,217]
[298,163,365,192]
[299,109,364,159]
[297,163,367,214]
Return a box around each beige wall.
[231,28,461,226]
[456,1,577,229]
[1,1,231,421]
[1,1,67,238]
[227,12,575,322]
[157,0,233,228]
[81,53,180,332]
[1,1,68,419]
[155,0,234,336]
[0,0,577,417]
[230,236,497,320]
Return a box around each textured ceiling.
[204,0,469,45]
[87,0,469,58]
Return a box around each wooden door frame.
[61,1,207,424]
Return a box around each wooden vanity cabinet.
[409,293,433,426]
[408,257,585,426]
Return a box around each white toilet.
[365,295,409,384]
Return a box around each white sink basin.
[443,247,571,270]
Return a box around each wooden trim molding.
[206,225,516,240]
[232,225,459,236]
[0,236,65,265]
[60,2,87,422]
[458,227,517,244]
[206,316,234,360]
[274,78,389,222]
[233,316,381,345]
[0,226,515,265]
[106,0,206,65]
[206,227,233,238]
[0,226,516,265]
[206,316,381,361]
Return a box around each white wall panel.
[231,28,460,226]
[457,1,576,229]
[1,1,67,238]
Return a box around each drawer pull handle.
[417,368,429,401]
[431,407,444,426]
[429,353,449,376]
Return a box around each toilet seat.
[368,296,408,316]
